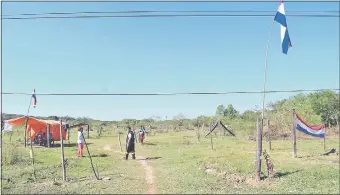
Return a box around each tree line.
[2,90,339,135]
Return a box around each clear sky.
[1,1,339,121]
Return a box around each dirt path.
[103,144,157,194]
[137,156,157,194]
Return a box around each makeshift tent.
[205,120,235,137]
[5,116,68,141]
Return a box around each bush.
[2,143,29,165]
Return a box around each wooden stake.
[210,121,214,150]
[210,133,214,150]
[68,128,70,146]
[87,125,90,139]
[47,125,50,148]
[291,109,297,158]
[60,118,66,181]
[267,119,271,150]
[324,125,326,151]
[24,128,27,148]
[197,124,201,143]
[118,132,123,152]
[29,128,37,180]
[255,118,263,182]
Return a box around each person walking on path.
[125,126,136,160]
[77,127,85,157]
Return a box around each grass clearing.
[1,129,339,194]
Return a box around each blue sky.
[2,2,339,121]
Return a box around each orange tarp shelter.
[5,116,68,141]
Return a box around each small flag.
[295,114,325,138]
[32,89,37,108]
[274,2,292,54]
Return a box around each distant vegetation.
[2,90,339,138]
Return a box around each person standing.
[125,126,136,160]
[138,126,146,145]
[77,127,85,157]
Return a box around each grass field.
[1,129,339,194]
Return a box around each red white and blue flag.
[274,2,292,54]
[295,114,325,138]
[32,89,37,108]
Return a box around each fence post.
[47,125,50,148]
[267,119,271,150]
[60,118,66,181]
[87,125,90,139]
[291,109,297,158]
[255,118,263,182]
[68,128,70,146]
[118,132,123,152]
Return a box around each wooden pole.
[210,121,214,150]
[68,128,70,146]
[24,127,27,148]
[267,119,271,150]
[24,101,33,148]
[81,132,100,180]
[87,125,89,139]
[291,109,297,158]
[29,127,37,180]
[260,19,275,144]
[324,125,326,151]
[210,133,214,150]
[47,125,50,148]
[60,118,66,181]
[197,124,200,143]
[118,132,123,152]
[255,118,263,182]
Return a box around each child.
[77,127,85,157]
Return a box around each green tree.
[223,104,239,119]
[215,105,225,116]
[309,91,340,127]
[173,113,186,127]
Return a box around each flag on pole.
[295,114,325,138]
[32,89,37,108]
[274,2,292,54]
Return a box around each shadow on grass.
[66,176,92,183]
[137,157,162,161]
[50,143,93,148]
[91,154,109,158]
[142,142,157,146]
[261,170,300,180]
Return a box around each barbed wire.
[2,10,339,17]
[3,13,339,20]
[2,88,339,96]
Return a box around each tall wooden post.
[209,121,214,150]
[291,109,297,158]
[197,124,201,143]
[47,125,50,148]
[267,119,271,150]
[60,118,66,181]
[29,127,37,180]
[118,132,123,152]
[210,134,214,150]
[24,129,27,148]
[323,125,326,151]
[255,118,263,182]
[68,128,70,145]
[87,125,90,139]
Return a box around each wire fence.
[3,13,339,20]
[2,88,339,96]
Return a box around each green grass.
[1,129,339,194]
